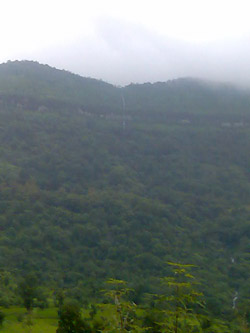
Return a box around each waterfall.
[232,291,238,309]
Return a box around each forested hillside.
[0,61,249,330]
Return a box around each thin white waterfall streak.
[121,93,126,130]
[121,94,126,110]
[232,291,238,309]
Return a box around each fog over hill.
[1,60,250,117]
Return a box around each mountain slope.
[1,60,250,116]
[123,78,250,114]
[0,61,249,320]
[0,60,121,111]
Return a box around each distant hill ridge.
[0,60,249,115]
[0,60,120,112]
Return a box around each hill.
[0,60,120,112]
[123,78,250,115]
[0,61,249,324]
[1,60,250,116]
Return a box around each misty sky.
[2,0,250,85]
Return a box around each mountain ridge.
[1,60,249,115]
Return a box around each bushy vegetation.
[0,264,248,332]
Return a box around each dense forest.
[0,60,249,331]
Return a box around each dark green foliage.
[54,290,65,308]
[0,311,5,326]
[18,274,38,311]
[18,273,48,311]
[69,268,237,332]
[57,301,92,333]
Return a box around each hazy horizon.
[1,1,250,86]
[1,59,244,90]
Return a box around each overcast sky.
[1,0,250,85]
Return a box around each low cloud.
[22,17,250,86]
